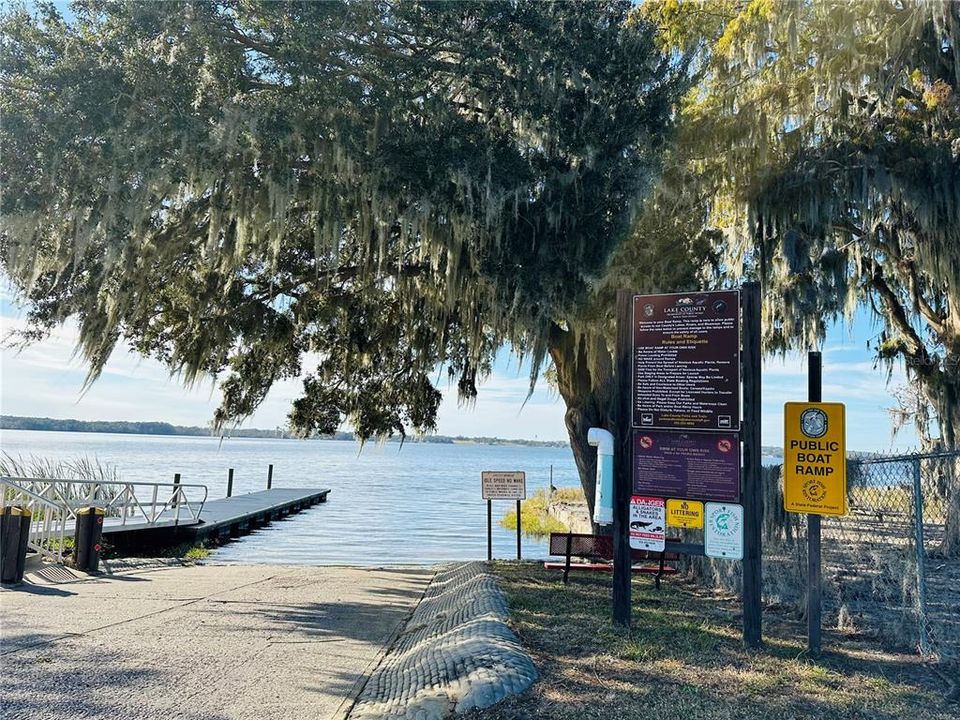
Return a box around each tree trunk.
[923,359,960,556]
[547,322,616,525]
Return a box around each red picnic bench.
[545,532,680,589]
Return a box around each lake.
[0,429,581,565]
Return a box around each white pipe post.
[588,428,615,525]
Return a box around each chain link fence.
[693,449,959,662]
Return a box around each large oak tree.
[640,0,960,551]
[1,1,683,508]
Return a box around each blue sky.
[0,288,921,450]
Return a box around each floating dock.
[102,487,330,552]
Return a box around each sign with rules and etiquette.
[632,290,741,431]
[783,402,847,516]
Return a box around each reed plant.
[1,452,121,510]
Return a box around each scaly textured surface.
[351,562,537,719]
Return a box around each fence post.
[911,458,932,656]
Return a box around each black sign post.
[807,351,823,655]
[487,500,493,562]
[613,290,634,627]
[741,282,763,649]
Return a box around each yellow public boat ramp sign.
[784,402,847,516]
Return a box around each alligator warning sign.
[783,402,847,516]
[629,496,666,552]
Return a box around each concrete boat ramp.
[103,487,330,551]
[1,564,434,720]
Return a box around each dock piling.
[267,464,273,490]
[227,468,234,498]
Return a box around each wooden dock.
[102,487,330,551]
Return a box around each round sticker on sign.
[800,408,828,438]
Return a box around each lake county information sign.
[481,471,526,500]
[632,291,740,431]
[633,430,741,502]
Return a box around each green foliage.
[499,486,584,536]
[640,0,960,446]
[0,0,682,440]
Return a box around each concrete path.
[0,564,434,720]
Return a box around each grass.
[183,544,212,560]
[465,562,956,720]
[500,487,586,536]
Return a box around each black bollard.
[1,507,32,584]
[15,508,31,582]
[74,507,105,572]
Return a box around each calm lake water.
[0,429,581,565]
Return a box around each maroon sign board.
[633,290,741,431]
[633,430,741,503]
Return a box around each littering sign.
[629,496,666,552]
[704,502,743,560]
[666,499,704,529]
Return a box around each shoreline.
[0,419,568,448]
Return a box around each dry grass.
[466,562,955,720]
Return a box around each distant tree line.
[0,415,566,447]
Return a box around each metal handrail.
[1,476,209,528]
[1,477,70,563]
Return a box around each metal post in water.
[173,473,181,525]
[267,464,273,490]
[912,458,931,656]
[227,468,234,498]
[171,473,180,509]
